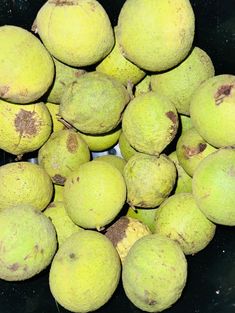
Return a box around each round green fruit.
[118,131,138,161]
[94,155,126,175]
[126,206,157,233]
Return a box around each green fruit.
[45,102,65,132]
[118,131,138,161]
[151,47,215,115]
[190,74,235,148]
[64,160,126,229]
[49,230,121,312]
[168,151,192,194]
[94,155,127,174]
[124,153,176,208]
[180,114,193,134]
[38,129,90,185]
[154,193,216,255]
[192,147,235,225]
[105,216,151,263]
[53,184,64,202]
[0,25,54,104]
[134,75,151,97]
[44,201,83,246]
[176,128,217,177]
[0,205,57,281]
[60,71,130,134]
[126,207,157,233]
[47,58,86,104]
[122,92,179,155]
[122,234,187,312]
[116,0,195,71]
[0,162,53,211]
[0,99,52,156]
[34,0,114,67]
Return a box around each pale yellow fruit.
[64,160,126,229]
[34,0,114,67]
[0,99,52,156]
[117,0,195,71]
[118,131,138,161]
[0,162,53,211]
[44,201,83,246]
[53,184,64,202]
[134,75,151,97]
[94,155,127,174]
[126,207,157,233]
[49,230,121,312]
[0,25,54,104]
[45,102,65,132]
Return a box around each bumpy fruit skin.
[122,234,187,312]
[44,201,83,246]
[0,205,57,281]
[151,47,215,115]
[0,99,52,156]
[118,131,138,161]
[47,58,86,104]
[0,25,54,104]
[176,128,217,177]
[34,0,114,67]
[38,129,90,185]
[105,216,151,263]
[192,147,235,225]
[94,155,127,174]
[45,102,65,132]
[124,153,176,208]
[49,230,121,312]
[154,193,216,255]
[60,72,130,134]
[190,74,235,148]
[134,75,151,97]
[64,160,126,229]
[116,0,195,72]
[0,162,53,211]
[126,207,157,233]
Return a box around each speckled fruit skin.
[122,92,179,155]
[34,0,114,67]
[49,230,121,312]
[124,153,176,208]
[190,74,235,148]
[151,47,215,115]
[0,99,52,156]
[38,129,90,185]
[0,162,53,211]
[176,127,217,177]
[0,25,54,104]
[116,0,195,72]
[60,71,130,135]
[192,147,235,226]
[122,234,187,312]
[118,131,138,161]
[63,160,126,229]
[0,205,57,281]
[94,155,126,174]
[154,193,216,255]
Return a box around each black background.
[0,1,235,313]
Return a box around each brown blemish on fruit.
[47,202,56,208]
[8,263,19,271]
[215,84,234,105]
[166,111,178,136]
[0,85,10,97]
[34,244,39,251]
[40,249,44,254]
[76,176,80,182]
[15,110,39,136]
[23,266,28,272]
[69,253,76,259]
[52,174,66,185]
[75,70,86,78]
[19,89,28,97]
[183,143,207,158]
[105,216,129,247]
[144,290,157,306]
[49,0,77,6]
[67,133,78,153]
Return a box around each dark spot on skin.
[52,174,66,185]
[49,0,77,6]
[34,244,39,251]
[8,263,19,271]
[67,132,78,153]
[105,216,130,247]
[165,111,178,137]
[23,266,28,272]
[69,253,76,259]
[40,249,44,254]
[74,70,86,78]
[47,203,56,208]
[14,109,39,136]
[214,84,234,105]
[144,290,157,306]
[59,80,66,86]
[76,176,80,182]
[183,143,207,158]
[0,85,10,97]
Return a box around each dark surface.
[0,1,235,313]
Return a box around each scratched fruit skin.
[38,129,90,185]
[176,128,217,177]
[190,74,235,148]
[122,234,187,312]
[122,92,179,155]
[192,147,235,226]
[154,193,216,255]
[63,160,126,229]
[116,0,195,72]
[60,71,130,135]
[49,230,121,312]
[0,99,52,156]
[0,205,57,281]
[0,162,53,211]
[45,102,65,132]
[34,0,114,67]
[0,25,54,104]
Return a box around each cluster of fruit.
[0,0,235,312]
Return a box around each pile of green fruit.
[0,0,235,312]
